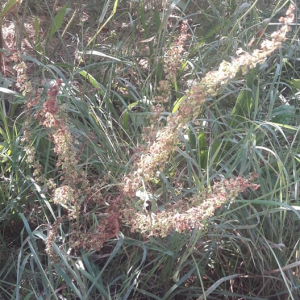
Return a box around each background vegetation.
[1,0,300,299]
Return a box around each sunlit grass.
[1,0,300,299]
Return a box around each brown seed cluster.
[122,4,295,195]
[20,4,295,251]
[124,175,260,237]
[22,77,120,257]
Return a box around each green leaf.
[34,17,43,54]
[0,0,19,19]
[0,87,19,94]
[153,10,161,32]
[271,105,295,125]
[121,101,140,133]
[140,4,153,56]
[53,262,84,299]
[77,70,102,91]
[24,292,35,300]
[230,70,255,126]
[187,128,207,153]
[172,95,186,113]
[290,78,300,91]
[78,50,121,62]
[198,131,208,167]
[49,5,68,41]
[198,131,207,150]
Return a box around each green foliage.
[230,69,256,126]
[1,0,300,299]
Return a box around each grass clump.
[1,0,300,299]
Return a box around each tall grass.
[1,0,300,299]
